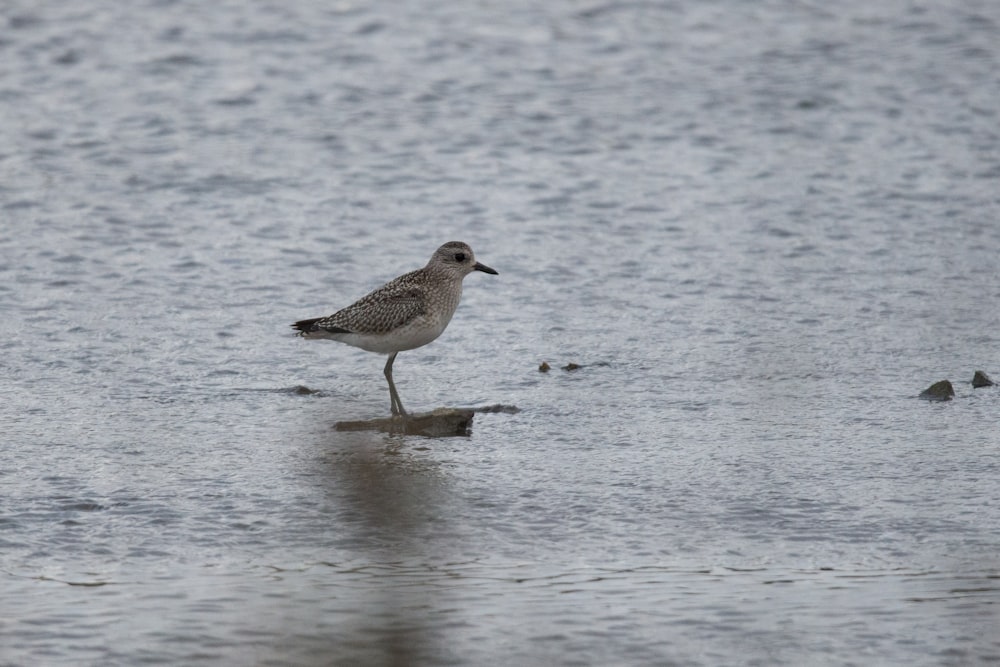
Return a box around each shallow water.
[3,0,1000,665]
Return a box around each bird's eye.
[454,253,466,262]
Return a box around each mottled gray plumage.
[314,282,427,337]
[292,241,498,416]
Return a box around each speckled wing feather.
[300,271,427,335]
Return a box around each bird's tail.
[291,318,324,336]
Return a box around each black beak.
[474,261,498,275]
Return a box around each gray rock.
[972,370,995,388]
[919,380,954,401]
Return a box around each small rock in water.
[562,363,581,371]
[972,370,994,388]
[538,361,551,372]
[919,380,954,401]
[335,408,474,437]
[472,404,521,414]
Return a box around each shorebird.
[292,241,498,417]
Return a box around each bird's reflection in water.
[311,431,463,666]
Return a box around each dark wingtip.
[292,317,352,336]
[291,317,324,333]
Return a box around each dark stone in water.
[562,363,581,371]
[335,408,475,437]
[471,404,520,414]
[920,380,954,401]
[539,361,551,372]
[972,370,994,388]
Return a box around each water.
[3,0,1000,664]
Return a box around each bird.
[292,241,498,417]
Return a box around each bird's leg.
[383,352,407,417]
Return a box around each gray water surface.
[3,1,1000,665]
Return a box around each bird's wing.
[312,279,426,335]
